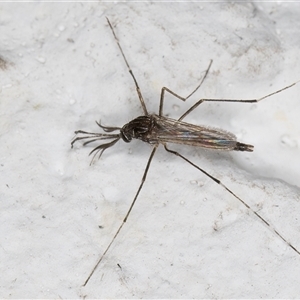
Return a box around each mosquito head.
[120,128,132,143]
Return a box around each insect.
[71,18,300,286]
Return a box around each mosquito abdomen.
[234,142,254,152]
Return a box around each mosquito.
[71,18,300,286]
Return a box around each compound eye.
[120,131,132,143]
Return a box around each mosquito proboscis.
[71,18,300,286]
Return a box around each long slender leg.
[106,18,148,115]
[159,64,298,119]
[178,81,299,121]
[164,144,300,256]
[83,145,158,286]
[159,60,213,116]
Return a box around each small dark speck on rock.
[0,56,8,70]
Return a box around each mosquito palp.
[71,18,300,286]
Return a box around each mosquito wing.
[151,114,242,151]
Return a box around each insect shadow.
[71,18,300,286]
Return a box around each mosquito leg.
[159,60,213,116]
[178,80,300,121]
[83,145,158,286]
[106,17,148,115]
[164,144,300,257]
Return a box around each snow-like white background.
[1,2,300,298]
